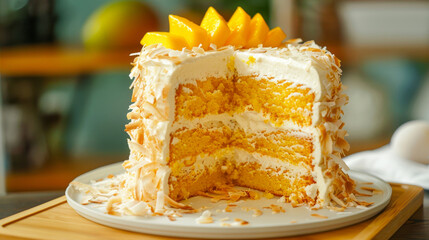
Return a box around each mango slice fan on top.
[140,7,287,50]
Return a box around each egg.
[391,120,429,164]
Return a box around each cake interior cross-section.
[123,39,354,209]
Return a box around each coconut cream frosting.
[122,40,352,211]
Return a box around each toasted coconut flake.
[223,205,233,213]
[196,210,214,224]
[165,195,193,210]
[70,181,99,195]
[252,209,263,217]
[263,192,274,199]
[360,186,381,193]
[311,213,328,219]
[142,102,167,121]
[87,197,104,204]
[277,196,286,203]
[126,112,140,120]
[196,217,214,224]
[229,191,245,202]
[125,120,142,131]
[330,192,347,208]
[233,218,249,226]
[167,215,176,221]
[106,196,122,215]
[356,201,374,207]
[155,191,165,213]
[266,204,285,214]
[80,195,92,205]
[353,190,373,197]
[246,190,260,200]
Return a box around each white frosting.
[234,149,311,177]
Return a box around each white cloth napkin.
[344,145,429,189]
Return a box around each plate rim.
[66,162,392,238]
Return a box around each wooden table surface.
[0,190,428,239]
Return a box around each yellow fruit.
[225,7,251,48]
[140,32,188,50]
[246,13,269,48]
[169,15,208,49]
[82,0,158,51]
[200,7,231,48]
[264,27,287,47]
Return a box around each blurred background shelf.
[0,45,133,77]
[326,45,429,66]
[6,155,124,192]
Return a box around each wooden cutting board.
[0,183,423,240]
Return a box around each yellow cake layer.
[168,154,315,203]
[233,76,314,127]
[169,161,228,201]
[233,161,316,204]
[171,76,316,203]
[174,76,315,126]
[175,76,235,121]
[169,125,232,163]
[232,128,313,167]
[170,126,313,167]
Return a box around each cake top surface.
[133,6,342,98]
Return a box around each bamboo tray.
[0,183,423,240]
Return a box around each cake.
[122,7,356,212]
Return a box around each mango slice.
[140,7,286,51]
[245,13,269,48]
[200,7,230,48]
[264,27,287,47]
[140,32,188,50]
[225,7,251,48]
[169,15,209,49]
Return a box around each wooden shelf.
[6,155,125,192]
[0,45,136,77]
[325,44,429,65]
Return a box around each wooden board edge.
[0,183,423,240]
[0,196,67,228]
[353,183,424,240]
[0,234,34,240]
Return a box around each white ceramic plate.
[66,162,392,239]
